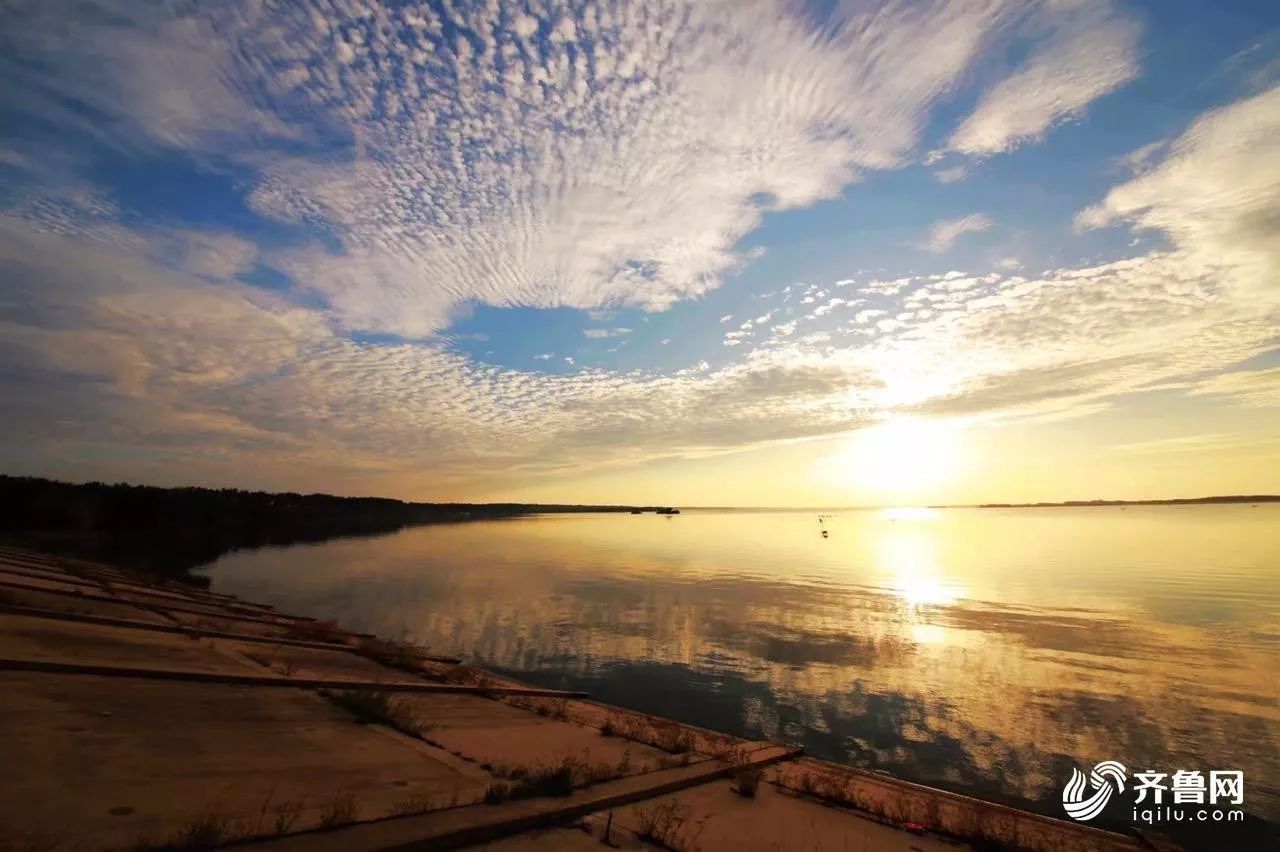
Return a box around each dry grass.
[390,793,437,816]
[268,799,304,834]
[354,635,433,670]
[706,736,750,765]
[325,689,423,738]
[285,619,348,644]
[317,792,358,828]
[600,712,696,755]
[440,663,493,689]
[530,696,570,719]
[731,766,763,798]
[787,768,876,813]
[483,752,635,805]
[631,800,705,851]
[129,812,229,851]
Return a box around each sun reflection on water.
[873,518,963,610]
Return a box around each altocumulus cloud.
[3,0,1026,336]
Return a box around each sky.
[0,0,1278,507]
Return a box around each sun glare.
[828,417,965,498]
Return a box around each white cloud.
[920,214,993,253]
[1187,368,1280,408]
[1075,84,1280,290]
[949,1,1139,156]
[933,165,969,183]
[6,0,1021,338]
[0,4,297,152]
[1112,139,1170,175]
[584,327,632,339]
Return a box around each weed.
[325,690,420,736]
[602,712,696,755]
[485,756,584,802]
[579,759,622,786]
[356,636,432,670]
[390,794,434,816]
[799,771,821,797]
[631,800,705,851]
[131,812,228,850]
[441,664,488,686]
[318,792,357,828]
[706,737,749,766]
[731,767,763,798]
[270,799,303,834]
[512,758,577,797]
[286,619,347,643]
[789,769,866,811]
[652,721,696,754]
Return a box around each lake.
[199,505,1280,823]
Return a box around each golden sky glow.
[2,1,1278,505]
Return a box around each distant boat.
[656,507,680,515]
[630,509,643,514]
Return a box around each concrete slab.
[0,570,98,595]
[220,638,412,682]
[608,777,971,852]
[517,696,759,762]
[238,744,798,851]
[770,759,1142,852]
[0,613,261,675]
[0,672,493,850]
[167,608,299,638]
[0,562,103,588]
[111,589,299,625]
[472,824,640,851]
[393,693,681,779]
[0,584,175,624]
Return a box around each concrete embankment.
[0,545,1173,852]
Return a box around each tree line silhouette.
[0,475,660,583]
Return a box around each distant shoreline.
[971,495,1280,508]
[674,495,1280,511]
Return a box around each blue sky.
[0,0,1278,503]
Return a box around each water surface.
[201,506,1280,822]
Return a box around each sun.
[827,416,965,498]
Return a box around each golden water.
[203,505,1280,820]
